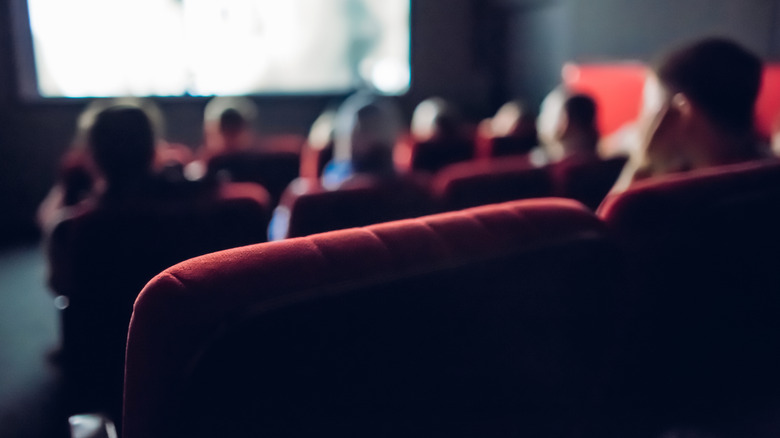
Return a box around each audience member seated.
[38,98,191,230]
[551,93,601,163]
[596,37,780,435]
[201,96,260,158]
[476,99,539,158]
[188,96,299,202]
[612,37,765,192]
[269,92,432,240]
[397,97,474,173]
[321,92,403,188]
[544,92,628,209]
[45,104,271,418]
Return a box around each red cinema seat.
[477,135,539,159]
[124,199,626,438]
[550,157,627,210]
[407,138,475,173]
[46,182,271,416]
[432,156,552,211]
[271,176,434,239]
[598,159,780,427]
[206,150,300,203]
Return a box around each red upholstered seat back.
[47,182,270,416]
[207,150,300,203]
[408,138,475,173]
[477,135,539,158]
[432,156,552,211]
[124,198,626,438]
[277,175,435,238]
[598,159,780,422]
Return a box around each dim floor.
[0,241,70,438]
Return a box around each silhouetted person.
[38,98,192,230]
[411,97,462,142]
[405,97,473,173]
[269,92,431,240]
[88,105,158,199]
[191,96,299,202]
[613,37,764,191]
[544,92,626,209]
[201,96,260,158]
[322,92,403,188]
[480,99,538,157]
[553,93,600,163]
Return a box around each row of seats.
[46,150,624,417]
[48,147,624,415]
[123,157,780,438]
[210,134,624,212]
[274,155,627,239]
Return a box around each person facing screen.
[321,91,403,189]
[410,97,462,143]
[613,37,765,191]
[403,97,473,173]
[202,96,261,158]
[88,105,158,199]
[553,93,601,163]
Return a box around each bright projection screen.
[18,0,410,98]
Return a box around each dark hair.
[654,37,763,134]
[89,105,155,184]
[563,94,597,128]
[219,108,248,136]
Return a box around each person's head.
[411,97,461,142]
[491,99,537,139]
[334,92,402,175]
[203,96,259,153]
[88,105,156,187]
[639,37,763,173]
[554,93,600,156]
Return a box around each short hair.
[411,97,460,140]
[203,96,259,135]
[563,94,597,128]
[334,92,402,174]
[654,37,763,134]
[219,108,247,136]
[89,105,155,184]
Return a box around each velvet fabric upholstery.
[408,138,475,174]
[550,156,627,210]
[124,198,626,438]
[47,182,271,417]
[273,175,435,239]
[598,159,780,429]
[432,156,552,211]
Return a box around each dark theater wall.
[503,0,780,106]
[0,0,493,245]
